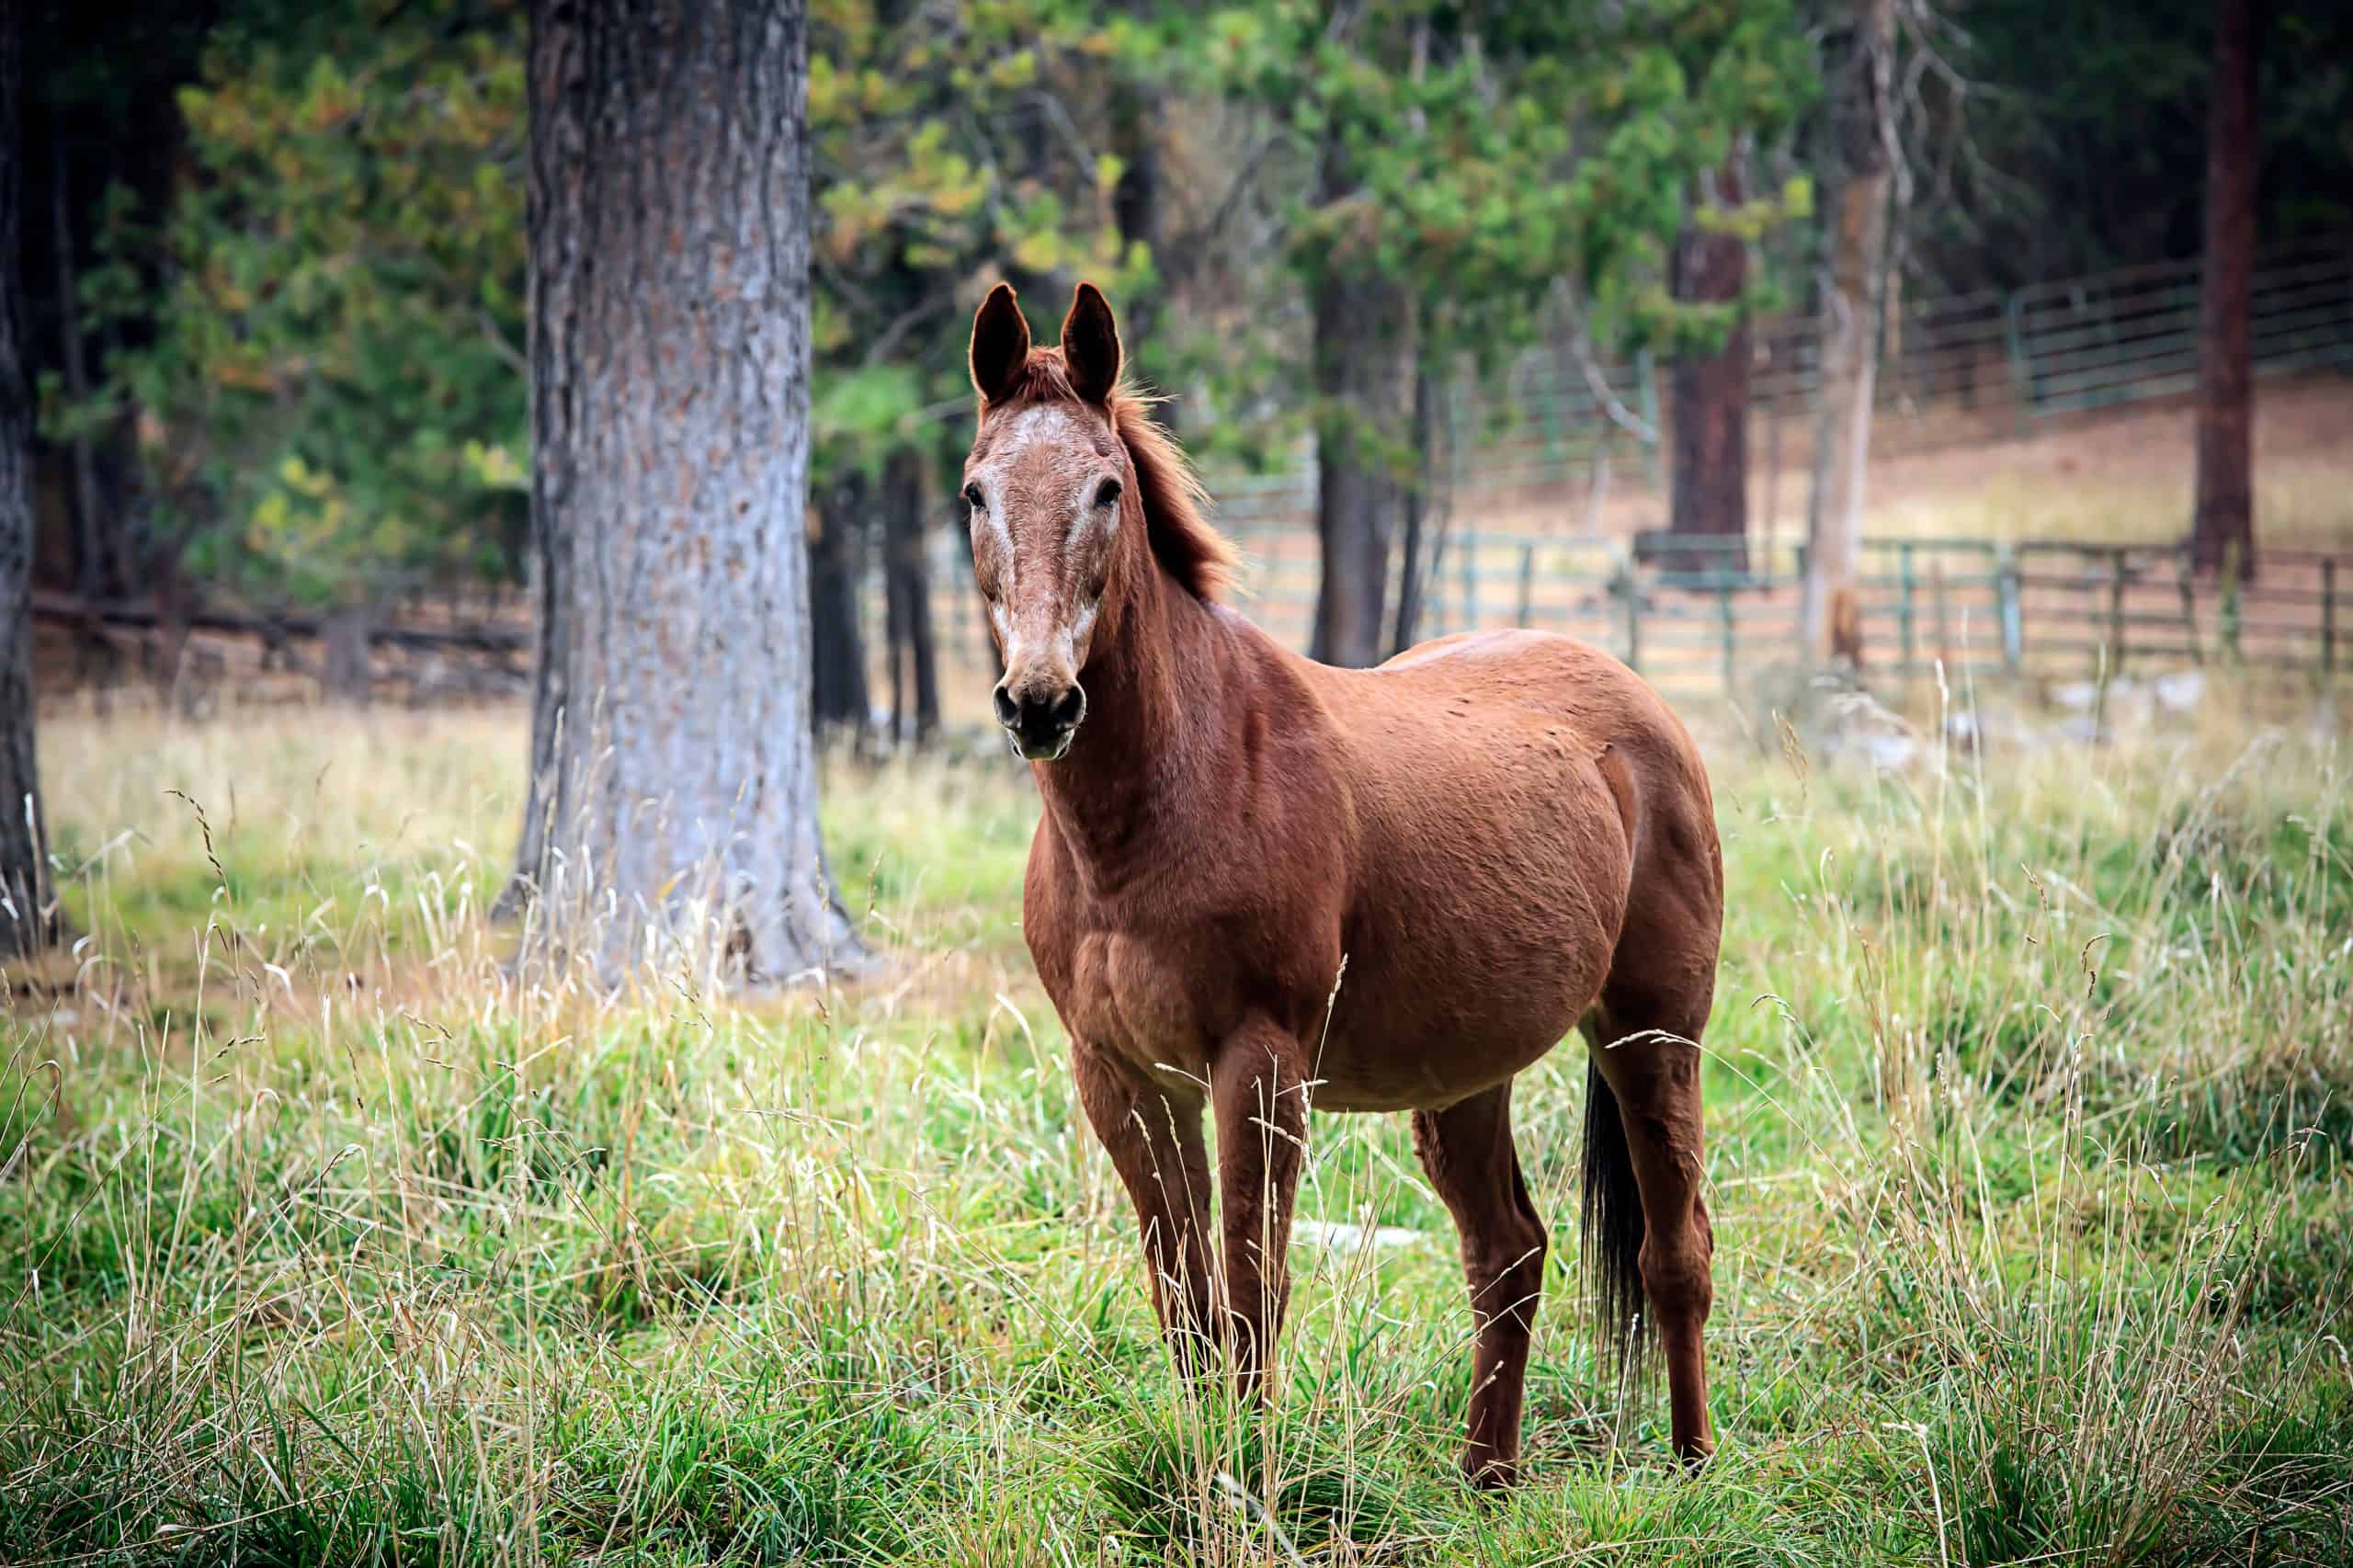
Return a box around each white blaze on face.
[964,403,1124,680]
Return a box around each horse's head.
[961,281,1136,762]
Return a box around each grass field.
[4,691,2351,1565]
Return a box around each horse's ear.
[970,283,1030,403]
[1059,282,1121,404]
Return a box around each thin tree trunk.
[502,0,585,924]
[49,133,107,603]
[0,11,57,960]
[2190,0,2260,580]
[1108,78,1163,347]
[881,447,937,743]
[1391,363,1439,655]
[506,0,857,980]
[1667,158,1751,576]
[1310,221,1414,670]
[1801,0,1894,662]
[809,472,868,733]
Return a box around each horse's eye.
[1095,479,1122,510]
[963,483,985,511]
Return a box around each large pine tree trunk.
[1310,263,1414,667]
[1666,159,1751,576]
[2190,0,2259,580]
[1800,0,1893,662]
[880,448,938,744]
[0,11,56,960]
[506,0,857,980]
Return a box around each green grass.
[3,694,2350,1565]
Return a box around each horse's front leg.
[1072,1042,1220,1376]
[1211,1018,1311,1402]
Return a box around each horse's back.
[1367,627,1715,846]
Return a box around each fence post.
[1617,550,1642,674]
[2175,556,2203,665]
[2322,558,2337,675]
[2002,290,2035,437]
[1517,543,1536,626]
[1716,578,1736,692]
[1427,528,1450,639]
[1898,540,1918,673]
[2107,548,2129,674]
[2222,541,2244,664]
[1930,557,1951,673]
[1635,348,1663,490]
[1996,541,2023,674]
[1461,532,1478,629]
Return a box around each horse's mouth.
[1008,730,1075,763]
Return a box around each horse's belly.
[1308,920,1609,1112]
[1308,766,1632,1112]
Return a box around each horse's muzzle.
[994,678,1086,762]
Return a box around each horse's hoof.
[1463,1456,1520,1494]
[1673,1436,1717,1471]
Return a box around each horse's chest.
[1059,926,1214,1062]
[1029,874,1312,1074]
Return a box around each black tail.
[1579,1046,1650,1385]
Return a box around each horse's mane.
[993,349,1241,602]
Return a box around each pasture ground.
[3,687,2351,1565]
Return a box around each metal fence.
[1355,239,2353,504]
[929,527,2348,700]
[915,240,2353,701]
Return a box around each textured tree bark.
[880,447,937,744]
[1800,0,1893,661]
[506,0,858,980]
[1310,196,1414,670]
[808,472,869,734]
[2190,0,2260,581]
[1666,159,1751,576]
[0,12,58,960]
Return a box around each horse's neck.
[1034,562,1233,869]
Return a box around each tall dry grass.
[2,688,2347,1564]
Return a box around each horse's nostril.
[992,683,1019,728]
[1051,685,1086,731]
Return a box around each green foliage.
[62,0,529,608]
[39,0,1823,604]
[1215,0,1815,376]
[1913,0,2353,290]
[807,0,1159,487]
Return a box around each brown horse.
[961,281,1724,1483]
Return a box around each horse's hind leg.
[1072,1042,1219,1376]
[1585,977,1717,1461]
[1412,1081,1548,1488]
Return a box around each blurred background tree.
[803,0,1159,737]
[63,0,528,694]
[10,0,2352,710]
